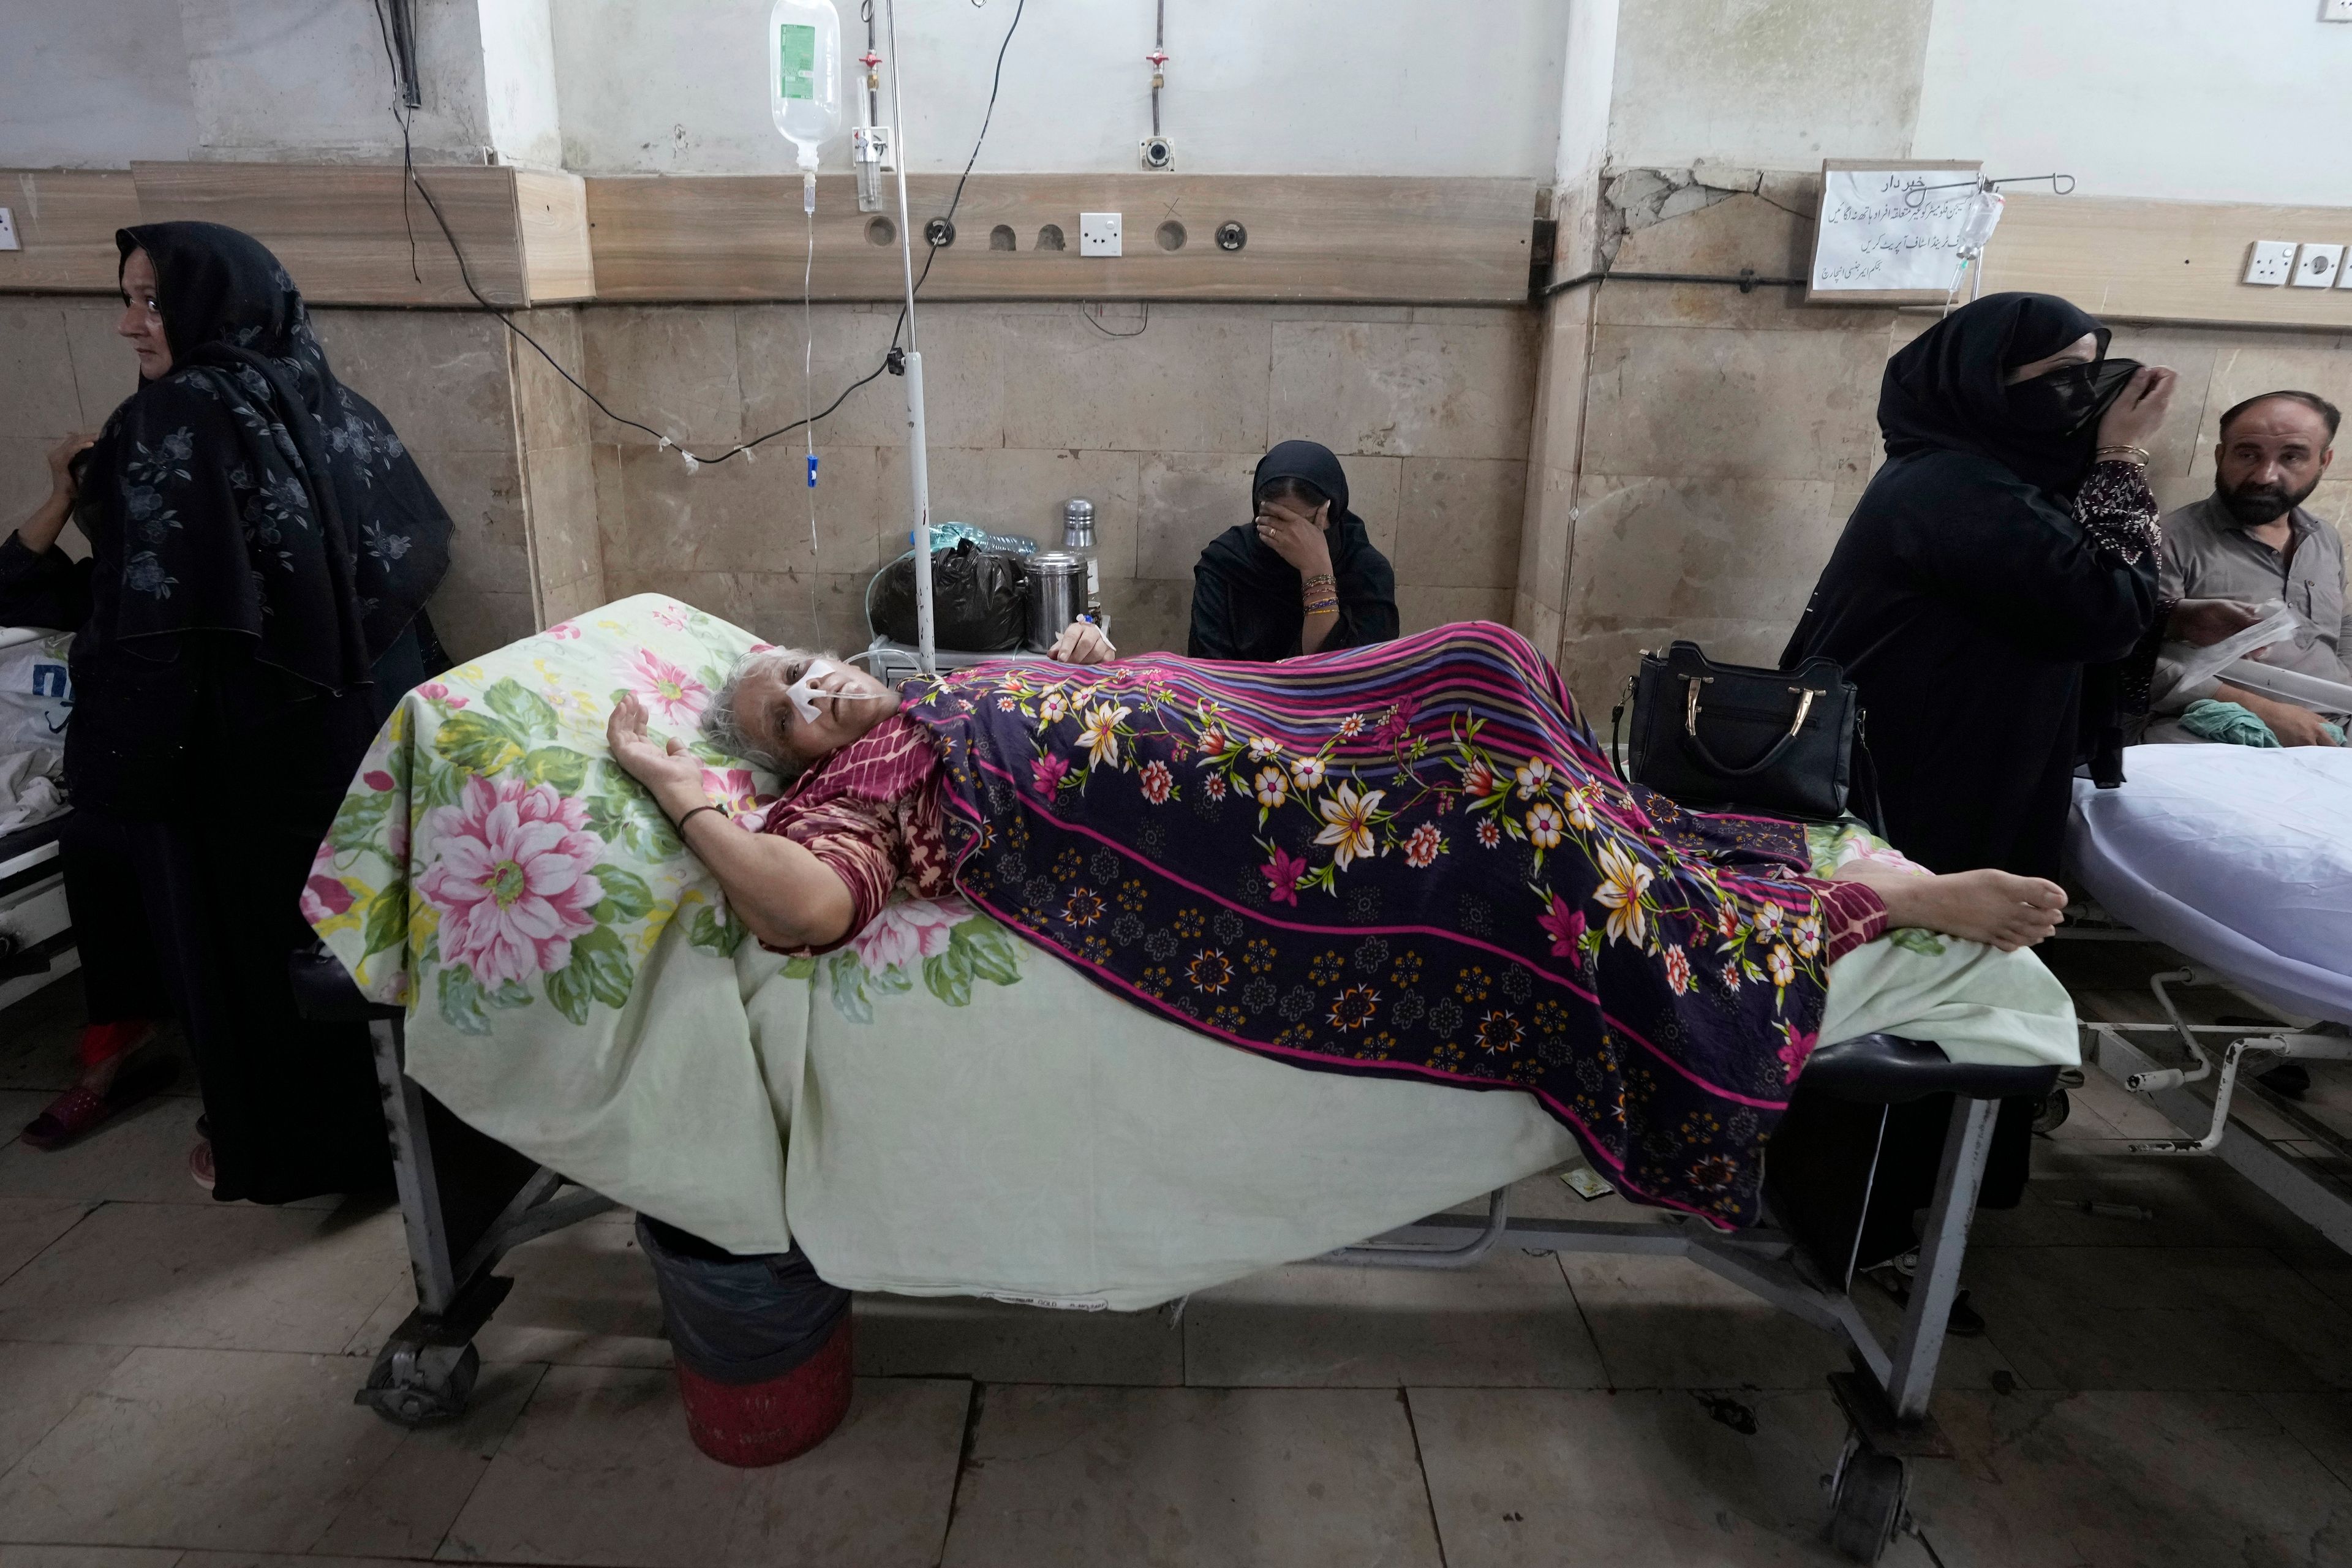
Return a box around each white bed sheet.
[2068,745,2352,1023]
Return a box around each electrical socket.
[2325,0,2352,21]
[0,208,17,252]
[1079,212,1123,257]
[2244,240,2298,285]
[2293,243,2346,288]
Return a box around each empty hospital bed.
[2065,744,2352,1252]
[296,597,2078,1562]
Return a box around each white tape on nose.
[783,659,890,723]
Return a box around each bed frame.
[291,944,2053,1565]
[2055,910,2352,1255]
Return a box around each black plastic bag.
[867,541,1028,651]
[636,1215,852,1385]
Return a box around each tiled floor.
[4,945,2352,1567]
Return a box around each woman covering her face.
[1186,440,1399,661]
[1776,290,2176,1274]
[0,222,453,1197]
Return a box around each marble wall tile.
[1396,585,1513,633]
[1396,457,1528,589]
[1513,592,1563,658]
[522,442,603,599]
[1136,450,1258,581]
[308,309,515,456]
[999,308,1272,456]
[0,302,85,439]
[577,304,744,450]
[540,575,610,627]
[591,439,627,584]
[1103,578,1193,656]
[1517,464,1577,618]
[605,567,871,655]
[508,306,592,453]
[409,447,529,595]
[61,299,134,428]
[1564,474,1843,636]
[1581,322,1889,483]
[737,301,1004,452]
[613,441,884,578]
[428,586,536,661]
[2184,331,2352,477]
[916,447,1143,579]
[1268,315,1537,462]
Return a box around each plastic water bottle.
[769,0,843,175]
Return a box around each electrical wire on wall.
[366,0,1023,471]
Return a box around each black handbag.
[1611,641,1880,828]
[867,542,1029,652]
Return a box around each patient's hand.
[2168,598,2268,648]
[2218,684,2341,747]
[606,693,708,812]
[1048,620,1117,665]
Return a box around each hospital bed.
[2065,744,2352,1253]
[297,596,2075,1564]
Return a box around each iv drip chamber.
[770,0,844,173]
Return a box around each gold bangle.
[2095,444,2150,464]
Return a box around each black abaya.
[0,222,453,1203]
[1188,442,1399,660]
[1774,293,2163,1268]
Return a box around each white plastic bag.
[0,627,72,834]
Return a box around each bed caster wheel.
[2032,1085,2071,1136]
[358,1339,480,1427]
[1827,1437,1909,1562]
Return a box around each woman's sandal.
[20,1055,179,1152]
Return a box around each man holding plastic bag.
[2147,390,2350,748]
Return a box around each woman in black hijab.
[1784,292,2179,876]
[0,222,452,1199]
[1187,440,1399,660]
[1773,292,2174,1279]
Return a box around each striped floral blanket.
[904,622,1873,1225]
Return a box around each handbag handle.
[1680,676,1823,778]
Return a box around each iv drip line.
[803,180,821,637]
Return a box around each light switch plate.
[2245,239,2298,285]
[2293,242,2346,287]
[0,208,18,252]
[1079,211,1122,257]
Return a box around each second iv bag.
[769,0,843,173]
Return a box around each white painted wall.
[0,0,198,168]
[551,0,1572,176]
[178,0,494,161]
[1607,0,1935,170]
[477,0,562,167]
[1913,0,2352,206]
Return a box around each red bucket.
[674,1311,854,1467]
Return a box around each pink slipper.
[20,1057,178,1151]
[188,1139,216,1192]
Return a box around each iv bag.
[769,0,843,172]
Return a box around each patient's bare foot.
[1833,862,2067,952]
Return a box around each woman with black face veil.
[0,222,453,1197]
[1187,440,1399,661]
[1771,292,2176,1281]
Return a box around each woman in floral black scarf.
[0,222,451,1197]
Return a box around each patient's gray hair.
[703,645,830,782]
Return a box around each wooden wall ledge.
[586,173,1538,304]
[0,166,1536,308]
[0,164,593,306]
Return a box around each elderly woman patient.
[606,621,2065,1227]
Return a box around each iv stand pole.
[881,0,935,676]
